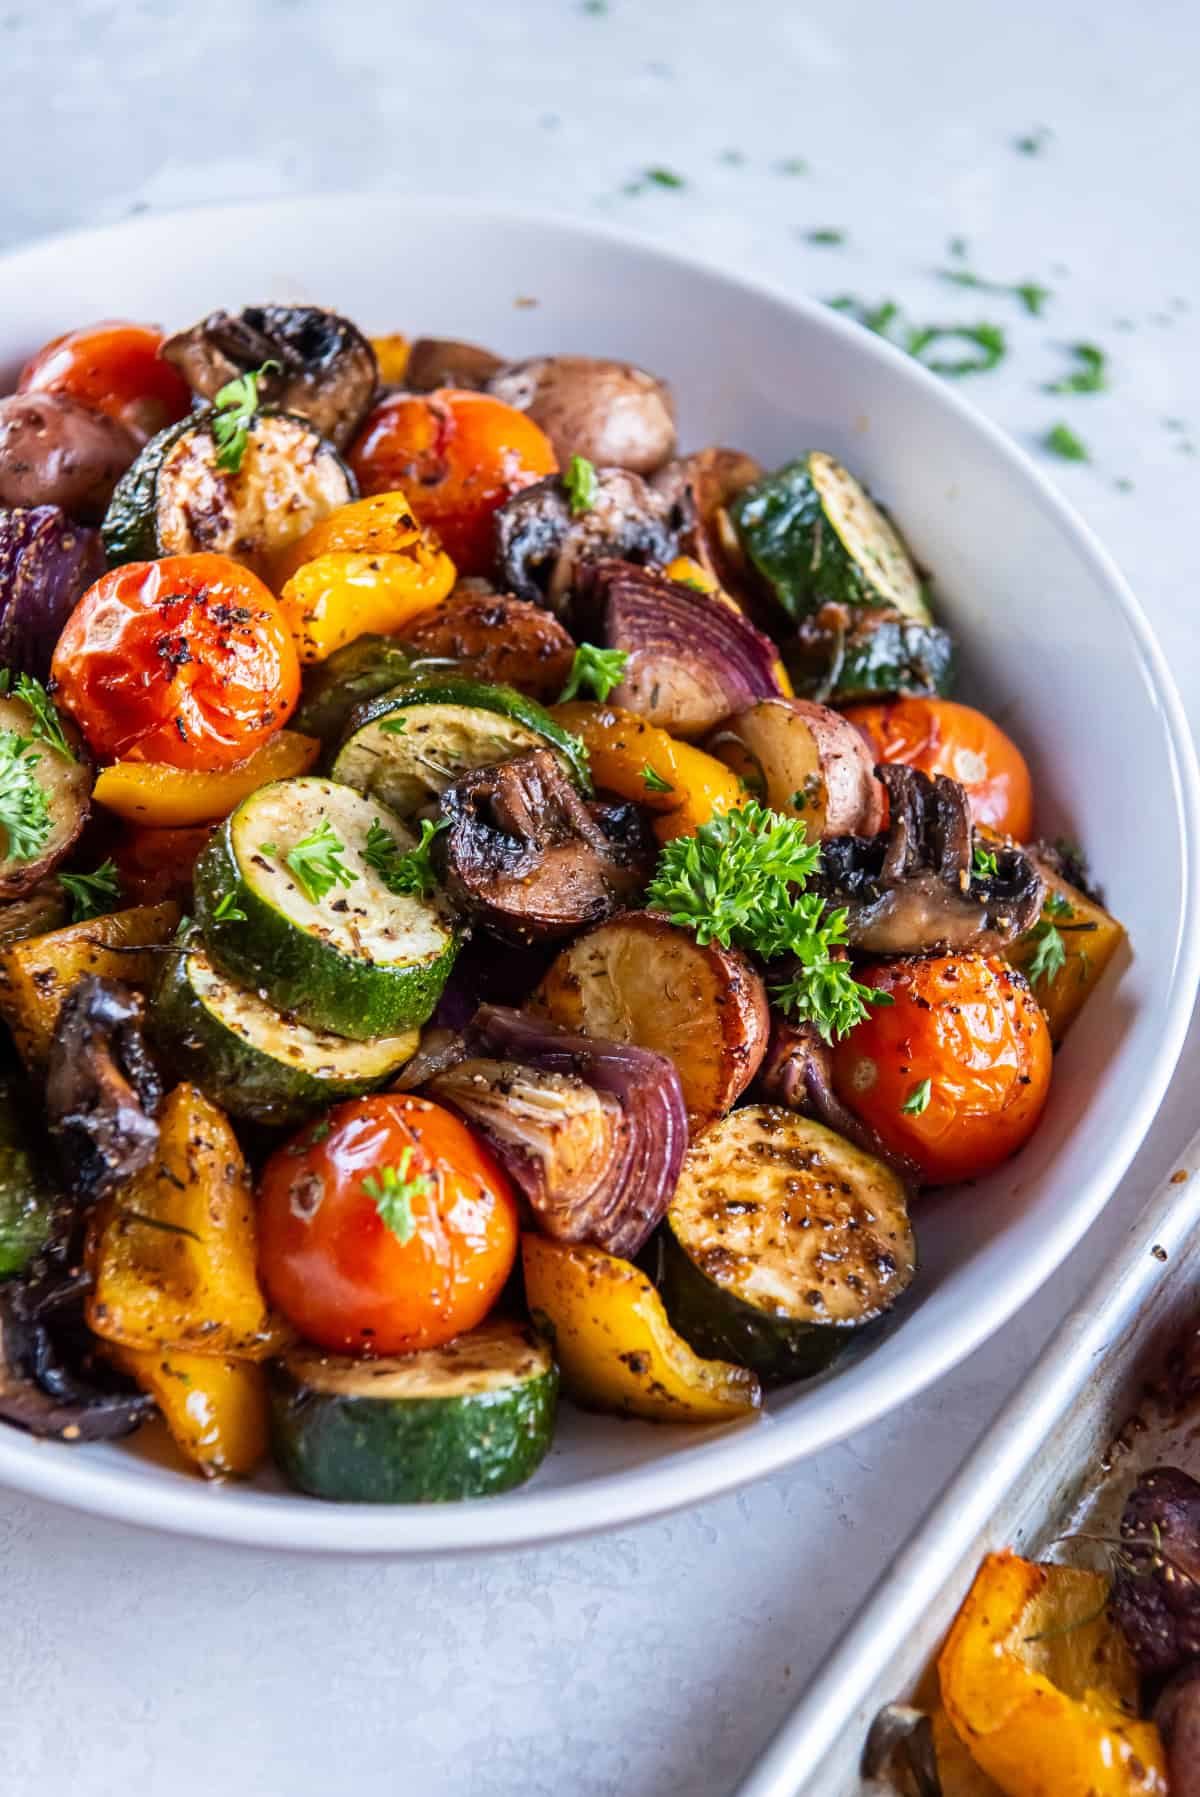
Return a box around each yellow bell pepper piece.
[370,334,411,386]
[1006,863,1126,1043]
[93,729,320,827]
[87,1084,289,1361]
[938,1552,1166,1796]
[552,702,744,844]
[270,489,442,585]
[522,1235,760,1422]
[106,1343,268,1480]
[279,548,456,663]
[0,901,180,1066]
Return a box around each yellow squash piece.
[93,730,320,827]
[370,334,411,386]
[930,1709,1006,1795]
[271,489,450,584]
[938,1552,1166,1796]
[106,1343,268,1480]
[552,701,745,844]
[1006,863,1126,1043]
[0,901,181,1065]
[280,547,456,663]
[87,1084,288,1361]
[522,1235,760,1422]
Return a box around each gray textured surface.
[2,3,1198,1793]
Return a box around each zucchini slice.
[787,605,956,703]
[656,1106,916,1384]
[0,1071,55,1278]
[193,776,458,1041]
[155,933,419,1126]
[731,453,929,624]
[292,636,444,745]
[330,676,591,819]
[101,410,355,577]
[269,1319,558,1502]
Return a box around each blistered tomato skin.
[50,553,300,771]
[257,1095,520,1356]
[831,953,1052,1187]
[19,321,192,446]
[844,696,1035,840]
[349,388,557,574]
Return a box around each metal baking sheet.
[736,1123,1200,1797]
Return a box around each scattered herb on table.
[805,228,846,247]
[937,268,1052,317]
[1014,126,1052,155]
[1044,342,1107,393]
[1043,422,1089,462]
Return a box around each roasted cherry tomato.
[258,1095,519,1355]
[831,953,1052,1187]
[348,388,557,574]
[19,321,192,446]
[51,553,300,771]
[843,697,1034,840]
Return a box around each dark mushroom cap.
[0,1278,152,1441]
[814,764,1044,955]
[493,467,685,611]
[436,748,653,944]
[1112,1466,1200,1675]
[162,304,378,449]
[45,975,163,1203]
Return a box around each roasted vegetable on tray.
[0,294,1123,1502]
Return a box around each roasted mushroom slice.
[814,765,1044,955]
[404,337,505,393]
[494,468,685,611]
[429,1002,688,1257]
[45,976,163,1202]
[651,447,763,592]
[1156,1664,1200,1797]
[0,1279,152,1441]
[576,558,784,740]
[756,1013,921,1188]
[489,357,676,475]
[436,748,653,944]
[161,304,378,449]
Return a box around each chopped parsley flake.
[901,1078,932,1116]
[1044,342,1107,394]
[1044,422,1089,461]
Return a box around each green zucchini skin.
[655,1106,917,1387]
[0,1075,55,1279]
[292,636,433,745]
[269,1324,559,1503]
[100,409,355,570]
[154,934,417,1127]
[192,778,458,1042]
[787,605,957,703]
[730,453,929,625]
[101,415,195,565]
[330,675,592,816]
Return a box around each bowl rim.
[0,193,1196,1554]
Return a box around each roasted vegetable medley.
[0,308,1126,1501]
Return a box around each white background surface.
[2,2,1198,1793]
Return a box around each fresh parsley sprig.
[642,764,674,794]
[263,818,358,904]
[645,802,886,1042]
[2,672,76,761]
[212,359,281,473]
[557,643,629,704]
[59,858,122,923]
[363,1148,434,1244]
[563,454,598,515]
[972,843,999,879]
[364,817,447,898]
[211,890,248,924]
[1045,342,1107,394]
[0,732,51,862]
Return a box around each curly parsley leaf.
[212,359,281,473]
[558,642,629,703]
[642,764,674,794]
[12,673,75,761]
[0,732,51,862]
[937,267,1052,317]
[906,321,1008,376]
[267,817,358,904]
[364,817,447,898]
[59,858,122,923]
[1024,920,1068,985]
[563,454,599,516]
[646,802,885,1041]
[901,1078,933,1117]
[363,1147,434,1243]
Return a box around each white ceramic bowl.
[0,197,1196,1553]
